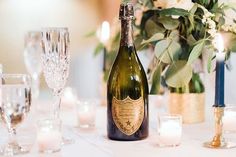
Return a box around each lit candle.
[60,87,78,126]
[37,119,62,153]
[99,21,110,72]
[77,100,96,128]
[61,87,77,109]
[213,34,225,107]
[159,120,182,146]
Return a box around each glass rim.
[0,74,31,86]
[37,118,62,126]
[158,114,182,119]
[25,31,42,35]
[76,99,99,106]
[0,73,30,79]
[41,27,68,32]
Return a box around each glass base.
[0,143,29,156]
[203,141,236,149]
[39,148,60,154]
[62,136,75,145]
[157,143,180,147]
[78,124,95,129]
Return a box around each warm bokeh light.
[214,33,224,52]
[97,21,110,44]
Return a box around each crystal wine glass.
[0,74,31,156]
[41,27,71,144]
[24,31,42,99]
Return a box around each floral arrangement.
[95,0,236,94]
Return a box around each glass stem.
[32,74,40,99]
[53,90,62,119]
[8,127,17,146]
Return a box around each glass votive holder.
[157,114,182,147]
[77,99,97,129]
[36,119,62,153]
[223,106,236,133]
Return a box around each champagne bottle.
[107,3,149,141]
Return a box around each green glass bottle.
[107,3,149,141]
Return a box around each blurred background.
[0,0,121,99]
[0,0,235,103]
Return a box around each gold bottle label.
[112,96,144,136]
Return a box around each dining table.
[0,95,236,157]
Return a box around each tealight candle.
[61,87,77,109]
[223,106,236,133]
[77,100,96,128]
[158,115,182,147]
[37,119,62,153]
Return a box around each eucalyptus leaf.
[159,8,189,16]
[165,61,193,88]
[94,43,104,56]
[189,3,198,30]
[155,39,181,64]
[163,40,181,63]
[207,51,214,73]
[145,19,165,37]
[158,16,180,30]
[154,39,171,59]
[169,30,179,41]
[141,33,164,45]
[187,35,197,46]
[135,35,144,50]
[187,40,205,64]
[150,65,162,94]
[84,30,96,38]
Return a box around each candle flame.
[63,87,77,101]
[214,33,224,53]
[97,21,110,44]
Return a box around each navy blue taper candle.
[213,34,225,107]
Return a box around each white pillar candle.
[159,120,182,146]
[77,101,96,128]
[37,128,62,153]
[223,111,236,132]
[61,87,77,109]
[37,119,62,153]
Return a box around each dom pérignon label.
[107,3,149,141]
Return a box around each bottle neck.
[120,19,134,47]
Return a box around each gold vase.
[168,93,205,124]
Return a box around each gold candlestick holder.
[203,107,236,149]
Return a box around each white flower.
[153,0,194,11]
[208,28,217,37]
[221,24,236,34]
[207,20,216,29]
[222,25,229,31]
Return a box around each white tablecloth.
[1,99,236,157]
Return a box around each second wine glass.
[41,27,72,144]
[24,31,42,99]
